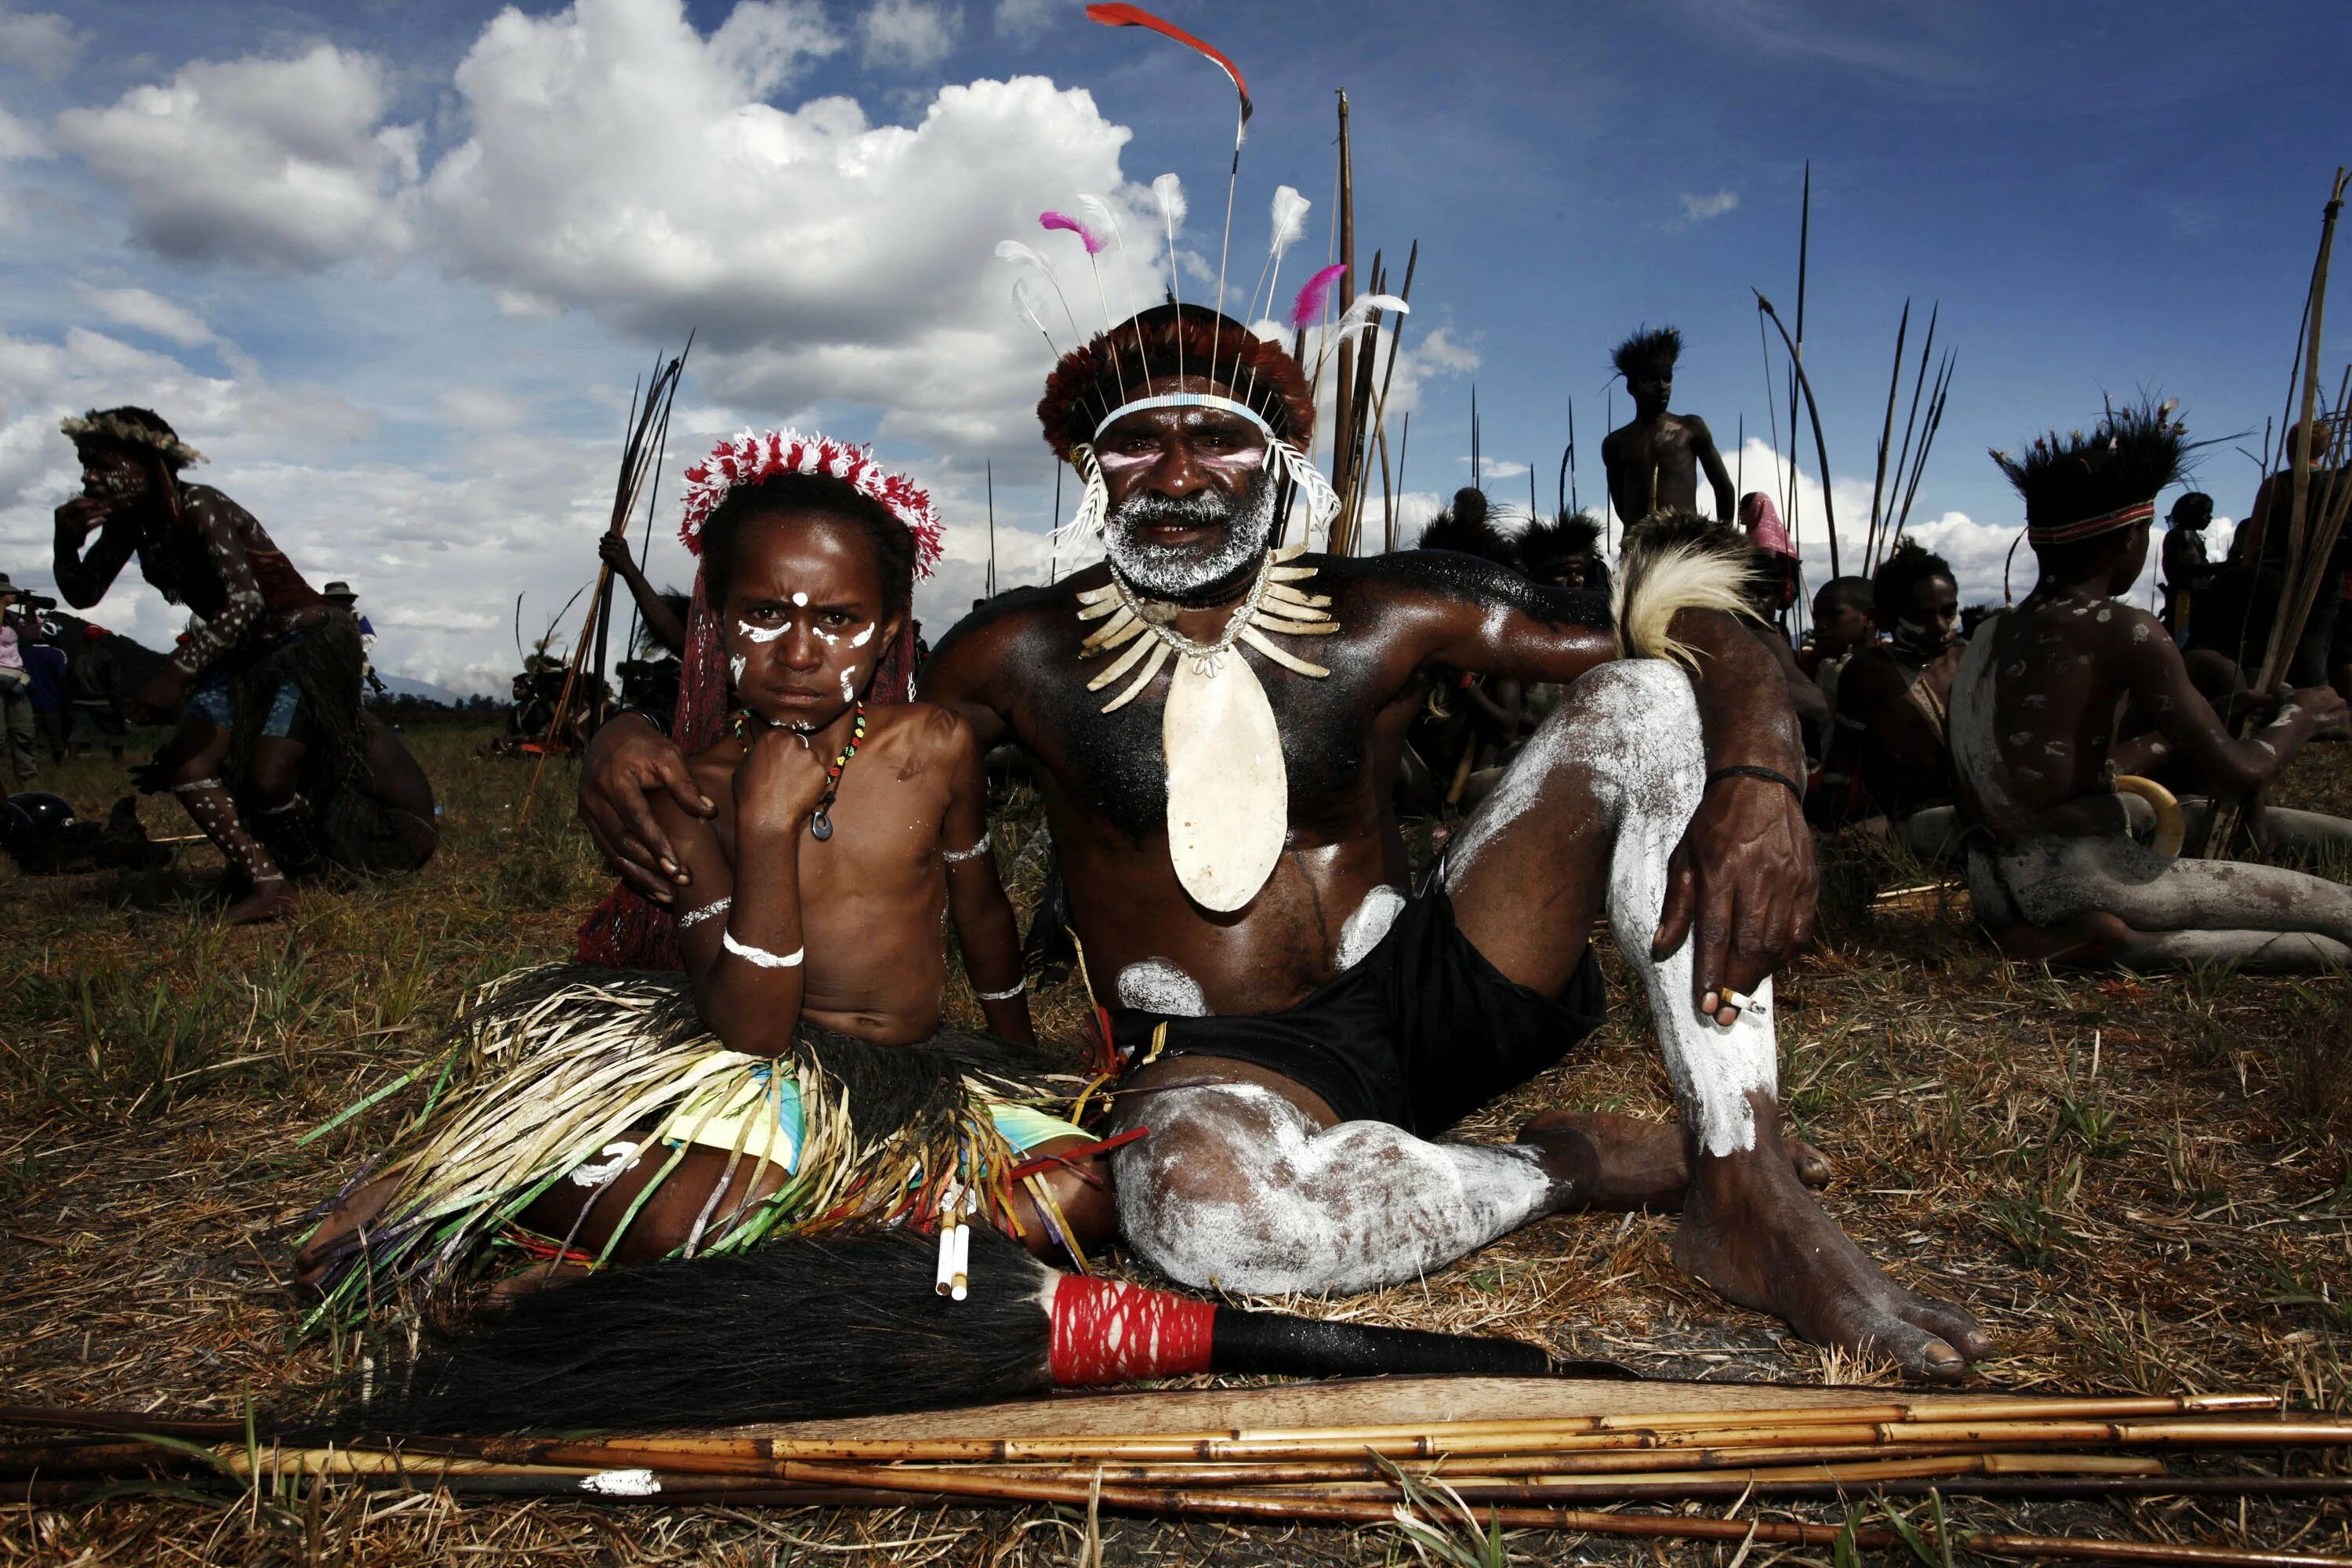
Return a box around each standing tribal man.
[51,408,436,920]
[583,303,1987,1377]
[1602,326,1735,528]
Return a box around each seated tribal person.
[50,408,435,921]
[1813,541,1965,865]
[1515,510,1610,735]
[1738,492,1802,635]
[1952,403,2352,971]
[584,302,1991,1378]
[296,433,1106,1318]
[1401,489,1524,811]
[1799,575,1877,708]
[1602,325,1734,527]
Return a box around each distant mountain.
[379,673,468,705]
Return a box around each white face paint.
[839,664,859,702]
[848,622,875,648]
[1116,958,1208,1016]
[737,619,789,644]
[729,654,746,685]
[792,592,808,607]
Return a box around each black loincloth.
[1110,884,1606,1135]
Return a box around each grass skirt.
[300,963,1087,1331]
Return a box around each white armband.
[942,831,992,865]
[722,929,804,968]
[974,978,1027,1002]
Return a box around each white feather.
[1152,173,1187,232]
[1076,194,1124,248]
[1333,293,1410,337]
[996,239,1057,278]
[1011,279,1058,354]
[1610,532,1755,670]
[1268,185,1310,256]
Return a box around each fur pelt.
[1612,508,1755,669]
[1611,325,1682,384]
[1038,303,1315,462]
[1519,509,1604,579]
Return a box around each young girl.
[298,433,1106,1318]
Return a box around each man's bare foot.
[226,877,299,925]
[1671,1113,1990,1382]
[1516,1109,1830,1210]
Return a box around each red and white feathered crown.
[677,427,944,580]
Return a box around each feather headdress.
[1993,397,2189,545]
[60,406,205,469]
[1288,263,1348,336]
[677,428,944,581]
[1611,325,1683,383]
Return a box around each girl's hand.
[734,723,831,837]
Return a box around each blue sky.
[0,0,2345,690]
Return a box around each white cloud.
[76,285,212,347]
[1679,189,1739,223]
[0,7,82,79]
[1458,456,1530,481]
[0,102,40,161]
[55,43,419,269]
[861,0,959,71]
[435,387,529,430]
[993,0,1052,40]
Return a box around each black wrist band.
[1706,764,1806,804]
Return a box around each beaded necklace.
[730,701,868,841]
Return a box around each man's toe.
[1788,1138,1833,1187]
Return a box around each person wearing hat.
[0,574,36,780]
[321,581,387,697]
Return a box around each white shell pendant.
[1163,651,1287,912]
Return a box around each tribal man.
[51,408,436,920]
[1952,403,2352,970]
[1602,326,1735,528]
[585,303,1989,1377]
[1813,540,1965,864]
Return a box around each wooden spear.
[1867,299,1912,572]
[1755,289,1840,576]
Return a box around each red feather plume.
[1084,3,1251,122]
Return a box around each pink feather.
[1040,210,1106,256]
[1287,263,1348,333]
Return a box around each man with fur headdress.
[50,407,437,921]
[584,302,1988,1379]
[1408,488,1525,805]
[1519,509,1610,593]
[1952,403,2352,969]
[1602,326,1735,528]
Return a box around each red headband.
[678,428,944,580]
[2027,500,2155,545]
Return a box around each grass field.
[3,721,2350,1564]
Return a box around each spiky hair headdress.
[1992,399,2188,546]
[1611,325,1682,383]
[1038,303,1338,555]
[1416,488,1515,564]
[677,428,943,579]
[60,406,205,470]
[1519,509,1605,579]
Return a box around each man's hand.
[1653,774,1817,1025]
[577,713,713,901]
[53,493,108,546]
[130,666,190,725]
[596,534,642,582]
[2290,684,2349,738]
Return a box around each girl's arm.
[663,730,830,1054]
[938,713,1035,1045]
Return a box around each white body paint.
[1112,1083,1555,1296]
[729,654,746,685]
[580,1469,661,1497]
[568,1142,643,1188]
[1336,884,1405,970]
[737,620,790,644]
[792,592,808,607]
[839,663,860,701]
[849,622,874,648]
[1116,958,1208,1016]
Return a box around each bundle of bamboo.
[7,1387,2350,1564]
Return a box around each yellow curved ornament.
[2114,774,2186,859]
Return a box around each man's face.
[2172,498,2213,532]
[1628,372,1671,412]
[1815,599,1873,654]
[78,444,151,506]
[1094,382,1277,601]
[1895,575,1962,654]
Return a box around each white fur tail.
[1610,515,1756,669]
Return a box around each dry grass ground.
[4,723,2351,1564]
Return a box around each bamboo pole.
[1755,289,1840,576]
[1328,91,1358,542]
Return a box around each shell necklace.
[1073,546,1339,911]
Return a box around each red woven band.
[1047,1276,1216,1385]
[2027,500,2155,545]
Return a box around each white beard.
[1102,470,1278,602]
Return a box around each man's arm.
[1688,416,1736,523]
[913,606,1018,748]
[598,534,685,653]
[2118,609,2344,792]
[53,499,136,609]
[937,712,1035,1044]
[161,488,267,684]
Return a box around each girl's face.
[720,510,901,730]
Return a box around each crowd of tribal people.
[11,301,2349,1403]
